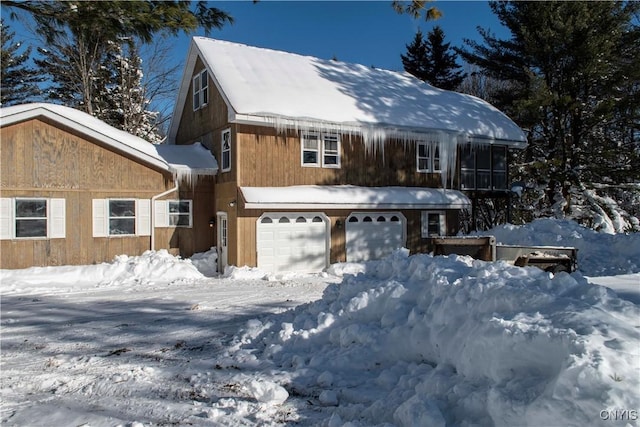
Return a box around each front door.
[217,212,228,273]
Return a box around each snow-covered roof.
[170,38,527,148]
[241,185,471,209]
[1,103,217,181]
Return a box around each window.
[169,201,192,227]
[153,200,192,228]
[302,132,340,168]
[421,211,446,238]
[460,144,508,190]
[93,199,150,237]
[0,198,66,240]
[417,141,441,173]
[221,128,231,172]
[192,69,208,111]
[323,135,340,167]
[109,200,136,235]
[15,199,47,238]
[302,133,320,166]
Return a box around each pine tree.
[424,26,466,90]
[401,26,466,90]
[458,1,640,232]
[401,29,429,81]
[0,19,42,105]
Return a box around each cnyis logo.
[599,409,638,421]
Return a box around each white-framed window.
[421,211,446,238]
[154,200,192,228]
[0,197,66,240]
[301,132,340,168]
[93,199,150,237]
[417,141,441,173]
[221,128,231,172]
[302,133,320,166]
[192,69,209,111]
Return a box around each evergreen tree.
[400,29,429,81]
[0,19,42,105]
[458,1,640,232]
[424,26,466,90]
[401,26,466,90]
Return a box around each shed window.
[192,69,208,111]
[0,198,66,240]
[221,129,231,172]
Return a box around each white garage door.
[346,212,406,262]
[257,213,329,273]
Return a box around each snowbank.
[1,249,203,291]
[227,250,639,426]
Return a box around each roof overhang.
[1,103,218,183]
[1,103,171,172]
[240,185,471,210]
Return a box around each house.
[0,103,217,269]
[168,38,527,273]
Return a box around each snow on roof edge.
[241,185,471,210]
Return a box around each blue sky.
[174,1,508,72]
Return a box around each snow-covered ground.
[1,219,639,427]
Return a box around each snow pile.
[1,249,203,291]
[476,218,640,276]
[190,246,218,277]
[226,250,639,426]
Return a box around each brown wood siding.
[236,124,443,188]
[1,118,215,269]
[173,57,236,185]
[233,207,461,268]
[215,182,240,266]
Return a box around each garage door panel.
[257,213,329,273]
[346,212,405,262]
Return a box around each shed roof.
[170,38,526,147]
[240,185,471,210]
[1,103,217,180]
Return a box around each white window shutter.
[137,199,151,236]
[154,200,168,228]
[420,211,428,238]
[93,199,108,237]
[0,198,13,239]
[49,198,66,239]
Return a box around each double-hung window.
[417,141,441,173]
[109,200,136,235]
[421,211,446,238]
[221,128,231,172]
[301,132,341,168]
[154,200,192,228]
[0,198,66,239]
[92,199,150,237]
[192,69,209,111]
[169,201,192,227]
